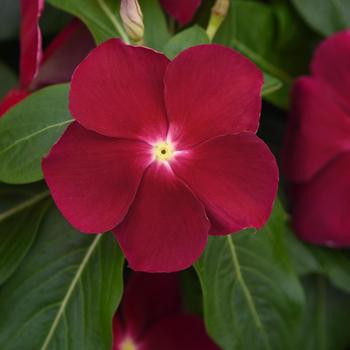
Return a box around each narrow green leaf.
[0,206,124,350]
[47,0,127,44]
[215,0,320,108]
[163,25,210,59]
[195,200,304,350]
[291,0,350,36]
[0,84,72,184]
[139,0,170,50]
[262,73,282,96]
[0,182,50,285]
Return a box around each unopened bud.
[120,0,144,43]
[212,0,229,17]
[206,0,230,41]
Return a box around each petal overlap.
[114,163,209,272]
[164,44,263,148]
[172,134,278,234]
[291,154,350,247]
[121,273,181,340]
[31,20,95,89]
[283,77,350,182]
[141,315,219,350]
[43,122,152,233]
[70,39,169,142]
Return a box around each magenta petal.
[283,77,350,182]
[291,154,350,247]
[0,89,28,117]
[114,163,209,272]
[70,39,169,141]
[31,20,95,89]
[172,134,278,234]
[160,0,201,25]
[42,122,152,233]
[121,273,181,340]
[20,0,44,88]
[311,30,350,111]
[141,315,219,350]
[164,44,263,148]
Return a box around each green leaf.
[0,62,17,99]
[215,0,320,108]
[163,25,210,59]
[297,276,350,350]
[262,73,282,96]
[285,229,321,276]
[291,0,350,36]
[0,84,72,184]
[139,0,170,50]
[286,230,350,295]
[0,182,50,285]
[0,206,124,350]
[195,200,304,350]
[47,0,127,44]
[39,3,72,37]
[312,249,350,294]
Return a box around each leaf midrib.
[40,234,103,350]
[0,120,72,156]
[231,37,293,84]
[226,235,272,350]
[0,191,50,222]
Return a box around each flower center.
[153,141,174,161]
[120,338,137,350]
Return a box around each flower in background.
[283,30,350,247]
[43,39,278,272]
[0,0,94,116]
[159,0,201,25]
[113,272,219,350]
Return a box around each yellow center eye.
[154,142,174,161]
[120,338,137,350]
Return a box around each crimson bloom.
[43,39,278,272]
[0,0,94,116]
[283,30,350,247]
[159,0,201,25]
[113,272,219,350]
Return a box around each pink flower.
[0,0,94,116]
[159,0,201,25]
[283,30,350,247]
[42,39,278,272]
[113,272,219,350]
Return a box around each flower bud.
[212,0,229,18]
[120,0,144,43]
[206,0,230,41]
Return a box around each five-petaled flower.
[283,30,350,247]
[113,272,219,350]
[43,39,278,272]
